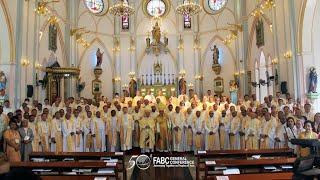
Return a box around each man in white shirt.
[3,100,13,115]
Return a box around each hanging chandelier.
[176,0,201,16]
[109,0,135,16]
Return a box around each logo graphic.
[127,155,151,170]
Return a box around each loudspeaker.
[27,85,33,98]
[280,81,288,94]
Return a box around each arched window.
[257,51,268,102]
[267,56,274,96]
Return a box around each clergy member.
[119,106,133,151]
[106,110,120,152]
[245,111,260,150]
[155,104,169,152]
[172,106,185,152]
[229,111,240,150]
[139,107,155,153]
[193,110,205,151]
[205,110,220,150]
[184,108,194,152]
[93,111,106,152]
[219,110,230,150]
[50,112,63,152]
[62,113,76,152]
[37,113,50,152]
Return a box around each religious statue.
[96,48,104,67]
[146,36,151,48]
[308,67,318,93]
[129,79,138,98]
[229,80,238,104]
[0,71,7,90]
[211,45,219,65]
[178,78,187,95]
[152,22,161,45]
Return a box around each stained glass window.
[146,0,166,17]
[207,0,227,12]
[85,0,104,14]
[122,16,129,30]
[184,15,191,29]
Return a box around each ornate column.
[238,0,248,96]
[113,36,121,95]
[178,35,184,72]
[288,0,300,99]
[14,0,25,108]
[68,0,79,98]
[193,33,201,95]
[129,37,136,74]
[113,14,121,96]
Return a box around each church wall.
[299,0,320,111]
[198,0,237,97]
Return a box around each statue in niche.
[178,78,187,95]
[49,23,57,52]
[210,45,219,65]
[152,22,161,45]
[96,48,104,67]
[308,67,318,93]
[0,71,7,90]
[229,80,238,105]
[129,79,137,97]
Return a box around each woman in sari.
[298,120,318,157]
[4,119,21,162]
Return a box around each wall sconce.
[179,69,186,78]
[234,72,240,76]
[21,59,30,67]
[187,83,194,88]
[112,46,120,52]
[195,75,203,81]
[178,44,184,50]
[271,58,278,65]
[122,84,128,90]
[239,70,245,75]
[128,46,135,52]
[114,77,121,82]
[35,62,43,70]
[283,50,292,59]
[269,24,273,32]
[193,45,201,50]
[34,2,49,16]
[128,72,136,79]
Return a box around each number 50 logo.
[127,155,151,170]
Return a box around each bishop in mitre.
[139,106,155,153]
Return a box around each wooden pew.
[29,152,125,180]
[196,148,294,180]
[204,157,296,180]
[10,161,119,180]
[206,172,294,180]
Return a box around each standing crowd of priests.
[0,89,319,162]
